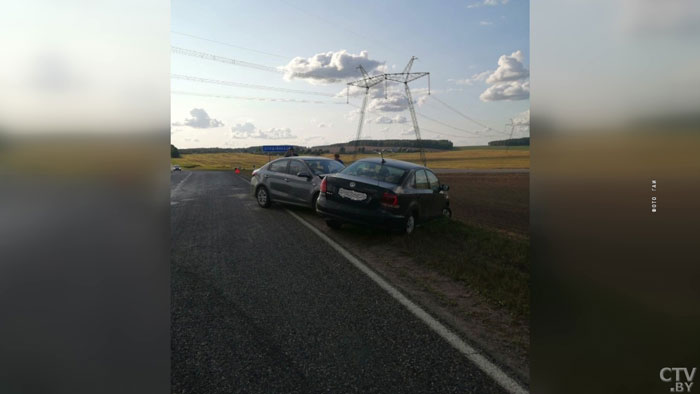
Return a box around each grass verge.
[329,216,529,318]
[398,218,529,318]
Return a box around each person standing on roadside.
[334,153,344,165]
[284,147,298,157]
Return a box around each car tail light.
[320,177,327,193]
[381,191,399,208]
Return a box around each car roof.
[354,157,425,170]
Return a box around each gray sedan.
[251,156,345,209]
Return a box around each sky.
[171,0,530,148]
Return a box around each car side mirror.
[440,184,450,191]
[297,171,312,179]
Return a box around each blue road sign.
[262,145,293,153]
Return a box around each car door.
[425,170,443,218]
[266,159,290,201]
[413,170,434,221]
[286,159,313,204]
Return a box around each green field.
[171,147,530,170]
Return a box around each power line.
[416,111,482,135]
[420,127,477,140]
[171,46,284,74]
[171,31,289,59]
[172,90,343,105]
[348,97,510,139]
[428,95,508,135]
[171,74,335,97]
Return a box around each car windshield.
[302,159,345,175]
[340,161,407,185]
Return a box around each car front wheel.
[256,186,271,208]
[404,212,416,234]
[442,207,452,219]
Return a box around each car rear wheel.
[442,207,452,219]
[311,192,319,211]
[256,186,271,208]
[325,219,342,229]
[404,212,416,234]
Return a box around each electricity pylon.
[346,56,430,165]
[505,119,516,154]
[347,65,385,161]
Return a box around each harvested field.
[439,172,529,237]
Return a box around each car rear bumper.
[316,194,405,229]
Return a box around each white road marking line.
[171,172,193,200]
[235,174,527,394]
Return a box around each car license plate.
[338,188,367,201]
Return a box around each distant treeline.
[180,147,261,154]
[488,137,530,146]
[331,139,454,150]
[179,146,328,155]
[178,139,454,155]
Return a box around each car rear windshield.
[340,161,407,185]
[302,159,345,175]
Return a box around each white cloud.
[485,50,529,84]
[367,88,429,112]
[468,0,509,8]
[369,94,409,112]
[172,108,224,128]
[468,50,530,102]
[449,70,491,86]
[480,21,493,26]
[480,80,530,101]
[344,108,362,121]
[372,115,408,124]
[231,122,296,139]
[343,85,430,115]
[393,115,408,124]
[317,122,332,128]
[506,110,530,134]
[281,50,385,84]
[512,109,530,126]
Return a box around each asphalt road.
[171,170,509,394]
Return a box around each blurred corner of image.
[0,1,170,394]
[531,1,700,393]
